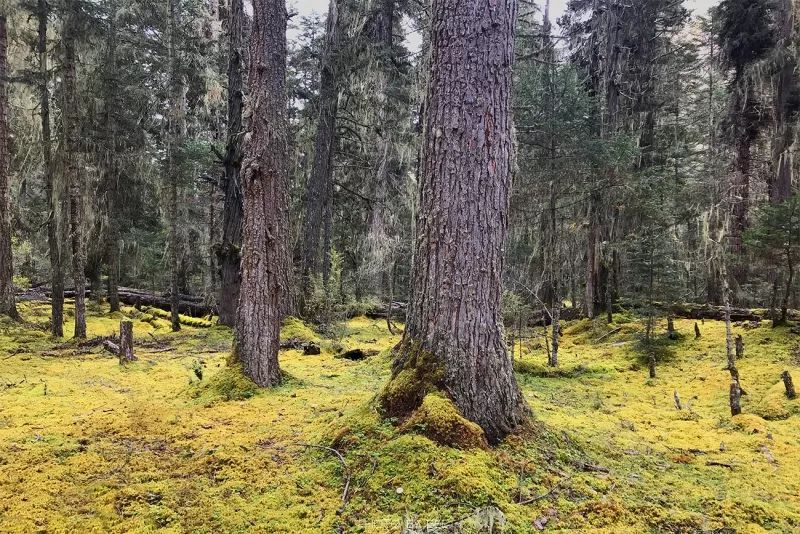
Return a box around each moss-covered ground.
[1,302,798,532]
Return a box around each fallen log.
[41,287,214,317]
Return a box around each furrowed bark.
[380,0,527,444]
[0,15,18,320]
[232,0,289,387]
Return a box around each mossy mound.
[195,365,261,402]
[401,394,488,450]
[281,316,320,344]
[140,306,212,328]
[751,381,800,420]
[378,345,444,418]
[731,413,769,434]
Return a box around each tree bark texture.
[232,0,290,388]
[300,0,340,307]
[63,0,86,338]
[782,370,796,399]
[119,319,135,364]
[381,0,527,444]
[216,0,245,327]
[39,0,65,335]
[0,16,18,320]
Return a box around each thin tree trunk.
[379,0,527,444]
[232,0,289,387]
[770,0,797,204]
[300,0,340,309]
[63,0,86,338]
[167,0,183,332]
[104,0,121,313]
[216,0,245,326]
[720,253,742,415]
[0,15,18,320]
[781,249,793,324]
[39,0,64,335]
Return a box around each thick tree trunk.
[0,16,18,320]
[232,0,289,388]
[216,0,245,327]
[64,0,86,338]
[300,0,340,309]
[380,0,527,444]
[39,0,64,335]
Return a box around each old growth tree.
[379,0,527,443]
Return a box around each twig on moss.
[594,327,622,343]
[519,474,573,505]
[294,443,352,509]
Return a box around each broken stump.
[119,320,136,364]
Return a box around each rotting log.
[37,287,213,317]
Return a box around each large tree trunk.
[300,0,340,310]
[63,0,86,338]
[216,0,245,327]
[0,16,18,320]
[39,0,64,335]
[379,0,527,444]
[232,0,289,388]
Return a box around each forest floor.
[0,302,799,533]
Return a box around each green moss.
[402,394,488,449]
[3,302,800,532]
[196,365,261,402]
[280,316,320,343]
[751,380,800,420]
[378,345,444,418]
[141,306,213,328]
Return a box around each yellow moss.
[751,380,800,420]
[2,304,800,532]
[401,394,488,449]
[731,414,769,434]
[280,316,320,343]
[378,345,443,418]
[141,306,212,328]
[195,365,261,402]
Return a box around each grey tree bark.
[300,0,340,309]
[63,0,86,338]
[38,0,65,334]
[379,0,527,444]
[103,0,121,313]
[232,0,290,388]
[119,320,135,364]
[0,15,18,320]
[216,0,245,327]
